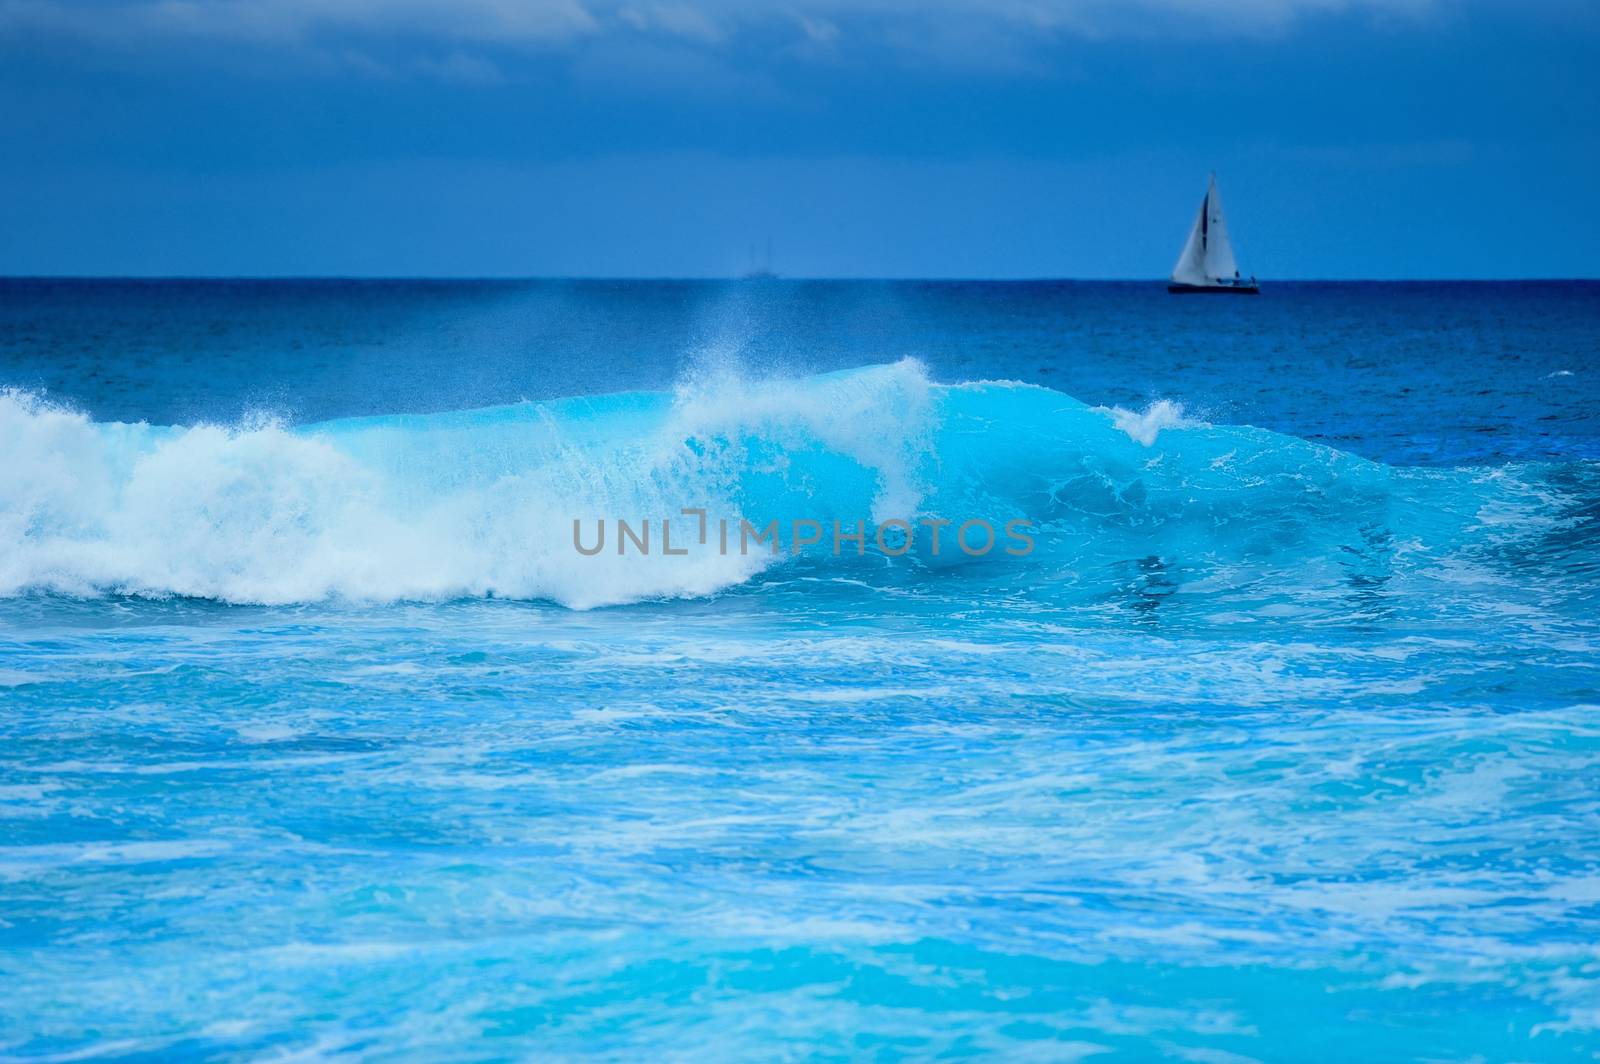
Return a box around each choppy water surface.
[2,280,1598,1060]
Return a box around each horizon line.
[2,275,1597,284]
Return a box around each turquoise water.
[2,281,1599,1060]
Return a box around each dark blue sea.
[2,279,1598,1060]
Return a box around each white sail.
[1170,175,1245,286]
[1171,197,1209,286]
[1202,177,1239,281]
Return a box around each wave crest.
[0,364,1575,609]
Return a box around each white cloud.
[792,13,839,46]
[618,3,725,43]
[0,0,601,47]
[0,0,1437,75]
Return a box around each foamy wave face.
[667,357,936,523]
[0,392,720,608]
[0,364,1571,609]
[0,363,944,608]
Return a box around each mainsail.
[1171,174,1242,286]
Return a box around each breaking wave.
[0,360,1588,609]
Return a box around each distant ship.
[742,238,778,280]
[1168,175,1258,294]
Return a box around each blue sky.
[0,0,1595,277]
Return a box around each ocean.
[2,279,1598,1060]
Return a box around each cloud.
[0,0,601,47]
[0,0,1437,78]
[792,13,840,46]
[617,3,725,43]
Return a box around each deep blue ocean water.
[2,279,1598,1060]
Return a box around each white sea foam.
[0,363,943,609]
[1105,399,1193,446]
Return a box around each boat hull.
[1167,282,1259,295]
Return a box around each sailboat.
[1168,174,1258,294]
